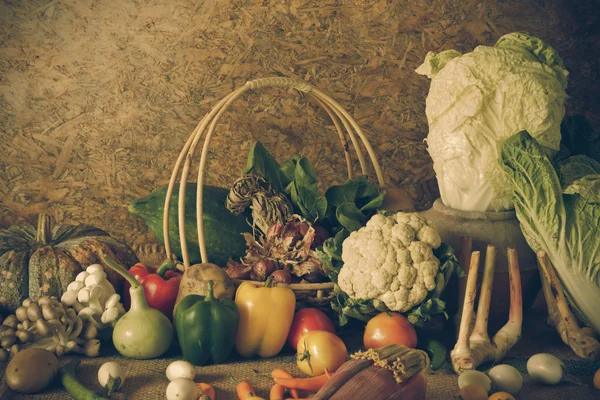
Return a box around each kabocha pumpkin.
[0,214,138,314]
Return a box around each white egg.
[166,378,199,400]
[458,369,492,393]
[488,364,522,394]
[166,360,196,381]
[527,353,564,385]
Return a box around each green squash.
[128,184,251,266]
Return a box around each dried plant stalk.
[536,251,600,360]
[451,246,523,373]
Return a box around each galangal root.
[451,242,523,373]
[536,251,600,361]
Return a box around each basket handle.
[163,77,385,270]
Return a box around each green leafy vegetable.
[244,142,286,193]
[335,203,365,232]
[289,157,328,222]
[500,131,600,332]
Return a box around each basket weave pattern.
[161,77,385,308]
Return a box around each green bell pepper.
[174,280,240,366]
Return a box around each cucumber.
[129,184,251,266]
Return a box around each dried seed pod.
[3,315,18,328]
[27,303,42,322]
[15,306,29,322]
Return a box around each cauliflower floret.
[337,212,442,313]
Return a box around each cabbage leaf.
[500,131,600,332]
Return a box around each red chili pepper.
[123,260,182,319]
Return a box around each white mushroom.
[85,271,108,287]
[86,264,104,274]
[67,280,85,292]
[78,287,91,304]
[75,271,90,282]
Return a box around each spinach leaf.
[289,157,328,222]
[336,202,365,232]
[280,154,300,193]
[244,141,285,193]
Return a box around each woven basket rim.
[162,76,385,272]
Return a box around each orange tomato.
[296,330,347,376]
[363,312,417,349]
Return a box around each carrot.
[271,369,299,399]
[197,383,216,400]
[270,383,285,400]
[236,380,256,400]
[273,371,332,392]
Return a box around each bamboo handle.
[164,77,386,270]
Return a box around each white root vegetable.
[536,251,600,360]
[98,361,124,396]
[527,353,564,385]
[166,378,199,400]
[451,244,523,373]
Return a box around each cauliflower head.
[337,212,443,313]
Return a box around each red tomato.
[287,308,336,349]
[296,330,347,376]
[363,312,418,349]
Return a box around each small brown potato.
[459,384,489,400]
[6,348,59,393]
[488,392,516,400]
[174,263,235,312]
[594,368,600,391]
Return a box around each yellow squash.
[234,280,296,358]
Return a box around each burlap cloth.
[1,313,599,400]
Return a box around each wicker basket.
[160,77,385,311]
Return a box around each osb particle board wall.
[0,0,598,250]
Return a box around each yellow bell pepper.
[234,279,296,358]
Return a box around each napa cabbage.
[416,32,569,212]
[500,131,600,333]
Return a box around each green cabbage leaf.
[500,131,600,332]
